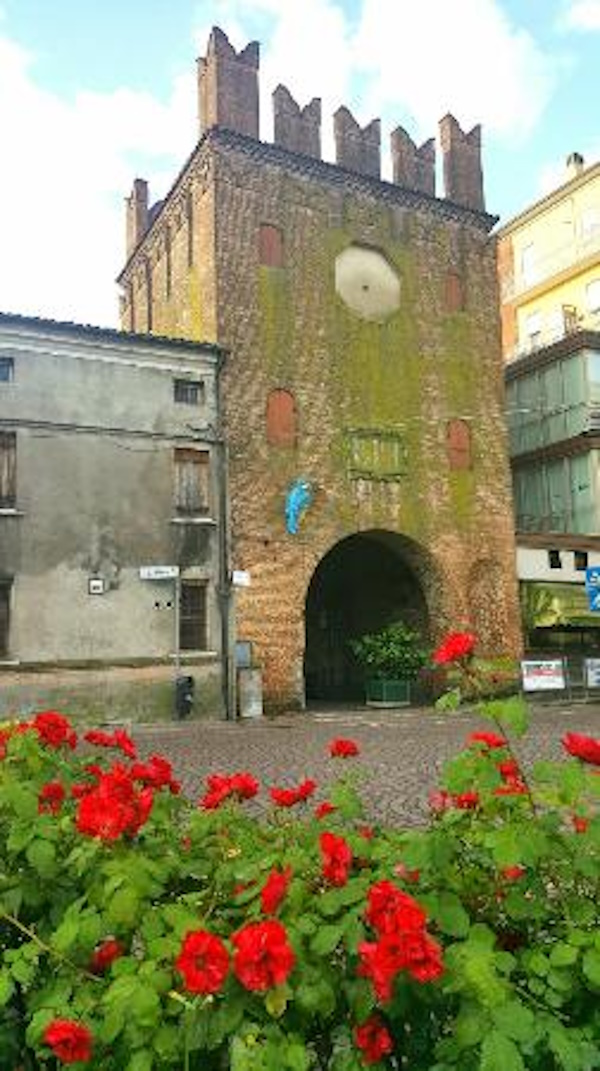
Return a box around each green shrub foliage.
[0,640,599,1069]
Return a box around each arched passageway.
[304,530,429,703]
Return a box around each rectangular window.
[179,581,207,651]
[0,358,14,382]
[174,379,205,406]
[0,581,10,657]
[574,550,588,571]
[548,549,562,570]
[0,433,16,507]
[174,448,210,515]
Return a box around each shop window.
[446,419,472,471]
[266,389,297,446]
[179,582,207,651]
[174,379,205,406]
[574,550,588,572]
[259,224,284,268]
[0,580,10,657]
[174,449,210,515]
[0,433,16,507]
[444,271,464,313]
[548,549,562,570]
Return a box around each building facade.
[0,312,229,720]
[118,27,521,708]
[499,158,600,659]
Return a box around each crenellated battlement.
[273,86,321,159]
[192,27,486,213]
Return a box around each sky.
[1,0,600,329]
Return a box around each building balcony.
[506,309,600,364]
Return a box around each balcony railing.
[501,228,600,302]
[506,310,600,363]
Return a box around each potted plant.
[349,621,427,706]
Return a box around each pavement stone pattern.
[133,701,600,826]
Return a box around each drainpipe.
[215,349,234,720]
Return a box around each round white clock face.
[334,245,401,321]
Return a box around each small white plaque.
[139,565,180,580]
[521,659,566,692]
[88,577,105,595]
[232,570,251,587]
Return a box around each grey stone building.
[0,312,230,721]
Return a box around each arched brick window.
[447,419,472,470]
[445,271,464,313]
[259,224,284,267]
[266,389,297,447]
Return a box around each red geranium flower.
[467,731,507,749]
[501,866,526,882]
[494,776,527,797]
[562,732,600,766]
[229,772,260,799]
[232,919,295,991]
[572,814,589,833]
[394,862,420,883]
[432,632,476,665]
[315,800,336,819]
[44,1020,92,1064]
[260,866,292,915]
[176,930,230,994]
[76,763,153,840]
[358,930,443,1001]
[90,938,124,973]
[38,780,66,815]
[498,759,520,778]
[33,711,77,750]
[329,738,360,758]
[453,791,480,810]
[354,1015,394,1065]
[198,771,259,809]
[270,786,301,807]
[365,881,426,936]
[297,778,317,800]
[320,831,353,886]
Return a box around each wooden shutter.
[445,271,464,313]
[174,449,209,513]
[266,389,297,446]
[0,434,16,506]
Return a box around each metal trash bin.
[175,675,194,720]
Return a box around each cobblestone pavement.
[134,700,600,826]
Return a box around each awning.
[521,581,600,629]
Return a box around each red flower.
[562,732,600,766]
[494,776,527,797]
[354,1015,394,1065]
[453,791,480,810]
[315,800,336,819]
[320,831,353,886]
[260,866,292,915]
[572,814,589,833]
[131,754,179,793]
[329,738,360,758]
[43,1020,92,1064]
[365,882,426,936]
[38,780,66,815]
[498,759,520,779]
[232,920,295,991]
[84,727,137,759]
[432,631,476,665]
[76,763,153,840]
[90,938,124,973]
[33,711,77,750]
[270,786,300,807]
[199,771,259,809]
[297,778,317,800]
[501,865,526,882]
[176,930,229,994]
[229,772,260,799]
[394,862,420,883]
[358,930,443,1001]
[468,731,507,749]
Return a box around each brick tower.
[118,27,521,709]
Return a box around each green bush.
[0,639,599,1070]
[349,622,427,682]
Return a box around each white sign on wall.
[232,570,251,587]
[521,659,566,692]
[585,658,600,688]
[139,565,180,580]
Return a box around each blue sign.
[585,566,600,612]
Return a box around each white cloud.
[0,33,194,327]
[561,1,600,30]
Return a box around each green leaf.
[126,1050,154,1071]
[492,1001,535,1042]
[107,885,140,927]
[265,985,289,1019]
[25,838,56,878]
[433,891,470,937]
[0,970,14,1006]
[582,948,600,988]
[52,916,80,954]
[436,688,462,712]
[310,923,345,956]
[481,1030,525,1071]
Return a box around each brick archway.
[303,530,431,703]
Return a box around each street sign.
[585,566,600,612]
[232,570,251,587]
[139,565,180,580]
[521,659,566,692]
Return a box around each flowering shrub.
[0,656,599,1070]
